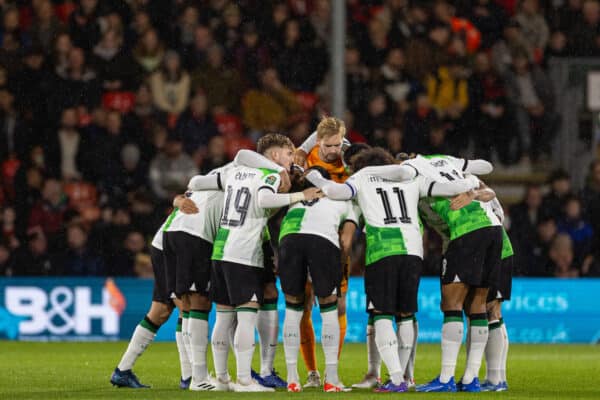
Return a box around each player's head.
[257,133,295,170]
[351,147,396,172]
[316,117,346,163]
[343,143,370,174]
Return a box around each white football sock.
[234,309,258,384]
[404,318,418,381]
[366,316,381,377]
[397,317,415,375]
[189,310,209,382]
[283,305,303,384]
[500,320,509,382]
[440,313,463,383]
[374,316,403,385]
[176,319,192,379]
[485,320,503,385]
[257,302,279,377]
[321,303,340,384]
[212,310,235,381]
[462,316,488,384]
[182,313,192,363]
[117,318,157,371]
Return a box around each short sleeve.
[259,172,281,193]
[417,175,436,198]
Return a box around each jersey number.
[221,186,251,227]
[439,169,461,181]
[376,188,412,224]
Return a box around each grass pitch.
[1,342,599,399]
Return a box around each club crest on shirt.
[265,175,277,186]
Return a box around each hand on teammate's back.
[302,187,324,201]
[294,149,308,169]
[179,198,199,214]
[450,191,476,210]
[278,170,292,193]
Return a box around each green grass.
[1,342,599,399]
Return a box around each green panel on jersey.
[429,197,492,240]
[258,168,278,177]
[211,227,230,260]
[501,228,514,259]
[365,224,407,265]
[262,227,271,242]
[421,154,449,160]
[279,208,306,241]
[163,208,178,231]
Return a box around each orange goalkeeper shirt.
[306,146,349,183]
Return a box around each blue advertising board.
[1,277,599,343]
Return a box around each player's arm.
[449,156,493,175]
[359,164,419,181]
[257,172,323,208]
[339,221,356,261]
[489,197,505,223]
[449,178,496,210]
[187,173,223,191]
[173,193,199,214]
[305,170,355,200]
[421,175,481,198]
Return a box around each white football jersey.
[163,164,234,243]
[346,169,434,264]
[279,197,360,247]
[211,165,282,268]
[151,222,166,250]
[405,154,501,241]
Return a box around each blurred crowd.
[0,0,599,278]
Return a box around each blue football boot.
[110,368,149,388]
[458,377,481,392]
[179,376,191,390]
[374,380,408,393]
[252,369,287,388]
[416,376,457,392]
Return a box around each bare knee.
[263,282,278,300]
[189,293,211,310]
[147,301,173,325]
[285,294,304,305]
[486,300,502,321]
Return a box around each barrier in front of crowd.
[1,277,599,344]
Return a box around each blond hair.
[316,117,346,140]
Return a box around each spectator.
[385,127,404,156]
[581,160,600,249]
[28,178,70,246]
[359,18,390,68]
[504,51,558,163]
[309,0,331,44]
[182,24,214,70]
[2,6,30,49]
[52,47,101,112]
[14,46,50,130]
[149,135,197,201]
[134,28,165,73]
[110,230,147,276]
[125,83,166,150]
[491,19,533,75]
[373,47,421,114]
[46,107,89,181]
[514,0,550,62]
[174,5,201,49]
[541,169,574,220]
[355,91,393,146]
[242,67,300,136]
[149,50,191,116]
[569,0,600,56]
[29,0,62,53]
[0,88,30,162]
[200,135,229,174]
[403,92,439,154]
[13,146,46,233]
[191,44,242,114]
[68,0,102,51]
[175,92,218,157]
[62,222,105,276]
[509,184,544,268]
[557,196,594,266]
[468,0,509,49]
[467,52,514,164]
[234,22,271,88]
[93,29,143,91]
[0,240,14,276]
[14,227,61,276]
[426,121,451,155]
[529,216,558,276]
[52,32,73,71]
[548,233,580,278]
[214,3,243,54]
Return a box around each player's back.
[279,197,358,247]
[212,165,281,267]
[348,169,425,264]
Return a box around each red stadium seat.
[55,2,76,23]
[215,114,243,139]
[225,136,255,160]
[102,92,136,113]
[296,92,319,112]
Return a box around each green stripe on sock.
[176,323,182,332]
[373,315,394,322]
[189,311,209,320]
[140,319,158,334]
[489,321,502,330]
[471,319,488,327]
[320,304,337,313]
[182,311,190,318]
[444,316,463,323]
[499,318,504,325]
[399,315,414,322]
[412,315,417,322]
[235,307,258,313]
[286,304,304,312]
[367,315,374,326]
[217,309,236,313]
[260,303,278,311]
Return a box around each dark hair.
[548,169,570,183]
[292,165,330,191]
[343,143,370,166]
[351,147,395,172]
[256,133,294,154]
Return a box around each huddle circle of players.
[110,117,512,393]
